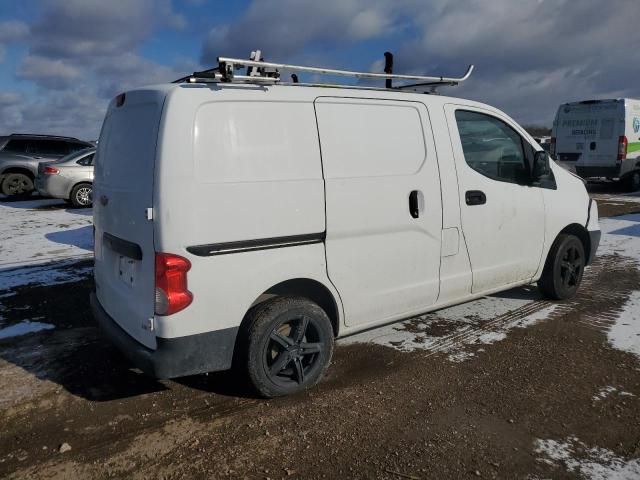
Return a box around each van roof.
[125,81,499,118]
[562,98,639,105]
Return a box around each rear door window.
[3,139,30,154]
[32,140,71,156]
[455,110,530,185]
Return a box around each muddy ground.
[0,188,639,479]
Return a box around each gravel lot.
[0,188,639,479]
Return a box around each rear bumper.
[576,165,620,179]
[588,230,601,265]
[35,175,70,199]
[90,292,238,379]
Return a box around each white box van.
[91,58,600,397]
[551,98,640,191]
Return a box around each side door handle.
[409,190,420,218]
[465,190,486,206]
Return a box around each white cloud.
[201,0,416,62]
[0,20,28,42]
[18,56,82,89]
[0,90,107,140]
[0,92,21,107]
[349,10,392,40]
[31,0,187,59]
[1,0,194,138]
[0,20,29,63]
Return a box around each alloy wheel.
[7,177,28,195]
[76,186,92,206]
[264,316,324,386]
[559,244,583,290]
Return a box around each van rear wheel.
[538,234,585,300]
[242,296,334,398]
[624,172,640,192]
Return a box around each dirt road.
[1,190,639,479]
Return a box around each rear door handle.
[465,190,486,206]
[409,190,420,218]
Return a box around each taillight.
[155,253,192,316]
[43,166,59,175]
[618,136,628,161]
[550,137,556,156]
[115,93,126,107]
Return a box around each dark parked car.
[0,134,93,198]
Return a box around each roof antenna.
[384,52,393,89]
[291,73,299,83]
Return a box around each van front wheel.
[538,234,585,300]
[243,296,334,398]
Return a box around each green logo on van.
[634,117,640,133]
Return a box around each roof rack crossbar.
[217,57,474,85]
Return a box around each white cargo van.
[551,98,640,191]
[91,57,600,397]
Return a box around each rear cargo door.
[93,91,165,349]
[555,103,592,162]
[582,101,620,167]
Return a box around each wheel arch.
[557,223,591,262]
[0,166,35,179]
[243,278,341,338]
[70,180,92,193]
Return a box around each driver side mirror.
[532,150,551,181]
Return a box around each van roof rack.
[174,50,474,93]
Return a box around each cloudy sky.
[0,0,638,140]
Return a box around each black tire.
[240,296,335,398]
[623,171,640,193]
[1,173,33,197]
[538,234,586,300]
[70,183,93,207]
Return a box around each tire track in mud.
[392,254,640,359]
[548,254,640,334]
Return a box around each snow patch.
[593,386,635,402]
[0,321,55,340]
[598,214,640,259]
[607,291,640,359]
[343,298,557,362]
[0,260,92,290]
[536,436,640,479]
[0,199,93,269]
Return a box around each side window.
[77,153,95,166]
[455,110,530,185]
[32,140,70,156]
[3,139,30,154]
